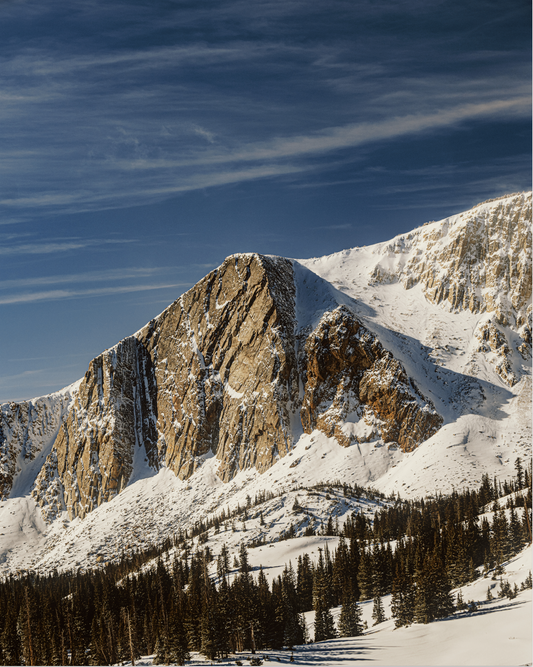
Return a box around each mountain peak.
[0,194,530,543]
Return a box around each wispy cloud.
[0,267,164,289]
[0,238,133,255]
[0,0,528,222]
[0,282,190,305]
[1,95,528,221]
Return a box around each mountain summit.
[0,192,530,574]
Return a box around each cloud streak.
[0,267,165,289]
[0,238,133,254]
[115,96,530,169]
[0,0,529,222]
[0,282,190,305]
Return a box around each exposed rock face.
[32,337,158,520]
[32,255,300,519]
[9,194,529,521]
[300,306,442,452]
[474,320,518,387]
[367,192,532,385]
[27,253,442,520]
[0,392,73,500]
[136,254,299,483]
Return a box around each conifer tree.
[357,548,373,600]
[281,564,304,649]
[515,457,524,490]
[344,534,360,601]
[371,594,386,625]
[338,595,363,637]
[415,549,454,623]
[313,551,337,642]
[296,554,314,612]
[1,605,21,666]
[322,604,337,640]
[391,562,414,628]
[19,585,40,667]
[200,602,218,661]
[509,505,524,554]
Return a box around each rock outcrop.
[136,254,299,484]
[371,192,531,328]
[32,255,301,519]
[32,337,158,520]
[367,192,532,385]
[300,306,442,452]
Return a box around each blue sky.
[0,0,530,402]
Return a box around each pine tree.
[390,561,414,628]
[357,548,373,600]
[313,551,337,642]
[415,549,454,623]
[371,594,386,625]
[456,590,467,610]
[338,597,363,637]
[19,585,40,667]
[322,605,337,640]
[296,554,314,612]
[509,505,524,555]
[515,457,524,490]
[282,565,304,649]
[1,605,22,666]
[70,601,88,666]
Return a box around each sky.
[0,0,531,402]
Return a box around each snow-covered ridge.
[0,386,77,500]
[302,191,531,387]
[306,192,531,324]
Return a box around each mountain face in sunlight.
[0,192,530,575]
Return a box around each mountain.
[0,191,530,576]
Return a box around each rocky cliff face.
[32,255,301,519]
[26,253,441,520]
[136,254,299,484]
[9,194,529,521]
[370,192,531,326]
[32,337,158,521]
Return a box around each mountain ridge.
[0,191,530,576]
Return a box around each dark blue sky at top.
[0,0,530,401]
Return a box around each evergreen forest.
[1,461,531,666]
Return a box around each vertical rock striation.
[33,337,158,520]
[136,253,299,483]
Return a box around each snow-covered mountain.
[0,191,530,577]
